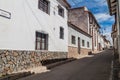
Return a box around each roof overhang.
[88,11,101,28]
[68,22,92,38]
[57,0,71,9]
[107,0,117,15]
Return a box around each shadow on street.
[17,49,113,80]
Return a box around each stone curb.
[109,61,113,80]
[46,58,76,69]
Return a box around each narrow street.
[18,50,113,80]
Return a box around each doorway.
[78,37,81,54]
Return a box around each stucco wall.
[68,26,92,49]
[89,12,100,51]
[68,7,89,33]
[68,25,92,58]
[0,0,68,52]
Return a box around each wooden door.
[78,37,81,54]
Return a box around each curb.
[0,72,33,80]
[46,58,76,69]
[109,61,113,80]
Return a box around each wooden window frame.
[71,35,76,45]
[82,40,85,47]
[58,5,64,17]
[38,0,50,14]
[35,32,48,50]
[87,41,90,48]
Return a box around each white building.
[98,34,105,50]
[68,22,92,58]
[107,0,119,59]
[0,0,69,52]
[68,7,101,54]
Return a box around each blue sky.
[67,0,115,42]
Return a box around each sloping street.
[18,50,113,80]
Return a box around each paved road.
[18,50,113,80]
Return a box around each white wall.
[98,35,105,49]
[98,34,103,49]
[68,26,92,49]
[94,27,99,50]
[0,0,68,52]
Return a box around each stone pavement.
[18,50,113,80]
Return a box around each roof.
[63,0,71,8]
[57,0,71,8]
[107,0,117,15]
[87,11,101,28]
[101,35,110,43]
[68,22,92,38]
[111,23,117,34]
[69,6,86,10]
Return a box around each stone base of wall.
[68,46,79,58]
[0,50,67,76]
[80,48,92,55]
[68,46,92,58]
[92,49,99,53]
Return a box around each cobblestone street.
[18,50,113,80]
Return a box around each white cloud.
[101,25,112,33]
[94,13,114,22]
[98,0,107,6]
[104,32,113,45]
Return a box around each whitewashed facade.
[98,34,105,50]
[68,23,92,58]
[68,25,92,49]
[0,0,68,52]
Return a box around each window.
[58,6,64,17]
[36,32,48,50]
[87,42,89,48]
[71,35,76,44]
[38,0,50,14]
[60,27,64,39]
[82,40,85,47]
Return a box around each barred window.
[36,32,48,50]
[58,6,64,17]
[82,40,85,47]
[71,35,76,44]
[38,0,50,14]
